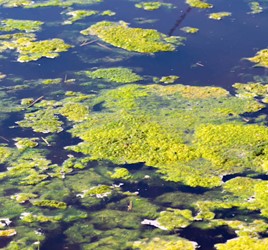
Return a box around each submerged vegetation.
[0,0,268,249]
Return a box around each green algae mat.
[0,0,268,249]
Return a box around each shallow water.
[0,0,268,249]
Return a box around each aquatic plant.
[215,236,268,250]
[159,75,180,84]
[186,0,212,9]
[109,167,132,180]
[233,82,268,101]
[42,78,62,85]
[81,21,177,53]
[246,49,268,68]
[17,108,63,133]
[0,34,72,62]
[101,10,116,16]
[31,199,67,209]
[59,102,89,122]
[14,138,38,150]
[135,1,174,11]
[180,26,199,33]
[0,0,32,7]
[248,1,263,14]
[85,67,143,83]
[0,146,12,164]
[11,193,38,203]
[209,12,232,20]
[133,236,198,250]
[0,229,16,237]
[63,10,98,24]
[0,19,43,32]
[156,208,194,230]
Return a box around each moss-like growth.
[109,168,131,180]
[11,193,38,203]
[0,229,16,237]
[157,208,194,230]
[186,0,212,9]
[14,137,38,150]
[80,185,112,198]
[135,1,174,11]
[0,146,12,163]
[31,199,67,209]
[20,212,61,223]
[59,102,89,122]
[17,108,63,133]
[133,236,197,250]
[180,26,199,33]
[246,49,268,68]
[0,34,71,62]
[159,75,180,84]
[233,82,268,101]
[42,78,62,85]
[64,10,98,25]
[248,2,263,14]
[81,21,177,53]
[223,177,261,199]
[0,0,32,7]
[215,236,268,250]
[85,67,143,83]
[101,10,116,16]
[0,19,43,32]
[209,12,232,20]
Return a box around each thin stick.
[96,42,112,50]
[41,137,50,146]
[0,136,9,142]
[80,39,98,46]
[127,200,133,211]
[196,62,204,67]
[64,74,67,83]
[27,96,44,108]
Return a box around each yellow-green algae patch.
[133,236,197,250]
[186,0,213,9]
[80,21,178,53]
[0,19,43,32]
[66,84,265,188]
[59,102,89,122]
[180,26,199,34]
[246,49,268,68]
[215,236,268,250]
[248,2,263,14]
[135,1,174,11]
[0,33,72,62]
[233,82,268,102]
[63,10,98,25]
[209,12,231,20]
[84,67,143,83]
[16,108,63,133]
[42,78,62,85]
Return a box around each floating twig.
[96,42,112,50]
[41,137,50,146]
[80,39,98,46]
[27,96,44,108]
[0,136,9,142]
[196,62,204,67]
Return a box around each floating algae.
[63,10,98,25]
[84,67,143,83]
[0,33,72,62]
[246,49,268,68]
[209,12,232,20]
[0,19,43,32]
[135,1,174,11]
[81,21,179,53]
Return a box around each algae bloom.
[81,21,178,53]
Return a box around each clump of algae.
[186,0,213,9]
[135,1,174,11]
[63,10,98,24]
[209,12,231,20]
[180,26,199,33]
[246,49,268,68]
[81,21,178,53]
[0,19,43,32]
[0,33,72,62]
[85,67,143,83]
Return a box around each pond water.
[1,0,268,249]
